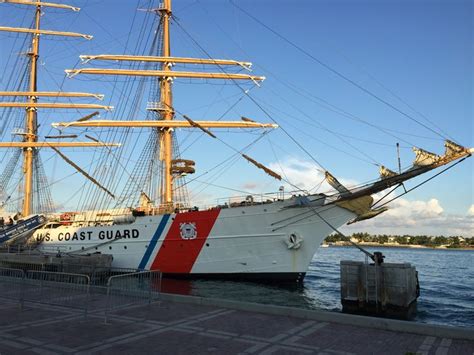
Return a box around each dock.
[0,250,113,273]
[0,287,472,354]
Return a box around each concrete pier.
[340,260,419,319]
[0,290,472,354]
[0,251,113,273]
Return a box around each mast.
[159,0,173,210]
[61,0,272,214]
[51,0,472,219]
[23,0,41,216]
[0,0,118,217]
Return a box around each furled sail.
[379,165,397,179]
[325,171,351,197]
[413,147,439,166]
[333,140,472,205]
[242,154,282,180]
[444,140,465,157]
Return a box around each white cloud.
[267,157,358,194]
[468,205,474,216]
[194,156,472,237]
[266,157,473,237]
[344,197,473,237]
[383,198,443,219]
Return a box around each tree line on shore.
[325,232,474,248]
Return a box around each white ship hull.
[33,196,355,282]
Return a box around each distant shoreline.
[323,243,474,251]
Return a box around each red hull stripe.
[150,209,220,273]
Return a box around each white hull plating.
[33,197,355,282]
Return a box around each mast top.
[160,0,171,13]
[1,0,81,11]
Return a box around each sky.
[0,0,472,236]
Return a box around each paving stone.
[193,310,309,339]
[0,306,70,327]
[112,301,221,323]
[261,345,314,354]
[0,341,38,355]
[293,322,426,355]
[93,329,250,355]
[6,317,148,349]
[0,294,473,355]
[447,339,474,355]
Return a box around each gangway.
[0,214,47,245]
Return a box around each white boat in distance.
[0,0,471,283]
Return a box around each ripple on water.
[161,247,474,328]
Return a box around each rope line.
[230,0,449,141]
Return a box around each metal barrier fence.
[0,260,141,286]
[0,267,25,303]
[104,271,162,323]
[0,267,162,321]
[23,271,91,315]
[0,245,37,254]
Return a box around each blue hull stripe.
[138,214,170,270]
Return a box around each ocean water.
[161,246,474,328]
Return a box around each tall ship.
[0,0,471,282]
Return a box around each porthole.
[109,246,112,250]
[124,245,127,249]
[95,247,98,250]
[206,243,209,247]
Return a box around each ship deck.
[0,287,472,354]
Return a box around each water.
[161,246,474,328]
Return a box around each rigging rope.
[172,17,328,174]
[195,1,433,151]
[372,157,469,209]
[324,44,459,143]
[230,0,450,141]
[175,4,469,201]
[76,0,156,215]
[256,92,382,166]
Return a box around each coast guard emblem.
[180,222,197,240]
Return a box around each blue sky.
[0,0,472,235]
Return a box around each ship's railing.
[146,101,167,112]
[0,266,162,322]
[171,190,320,213]
[214,191,287,209]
